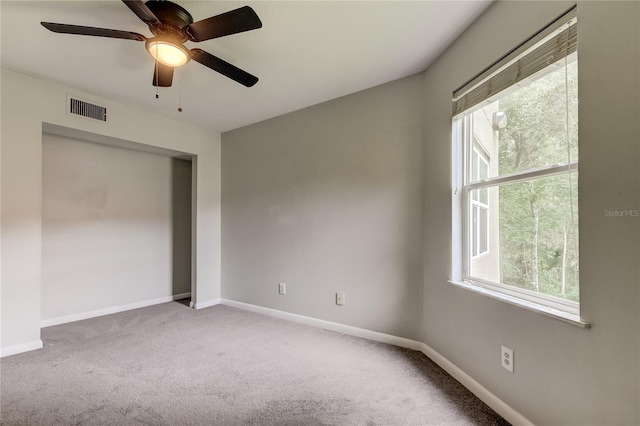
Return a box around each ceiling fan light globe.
[146,40,189,67]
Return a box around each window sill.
[448,280,590,329]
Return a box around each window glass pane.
[471,188,489,207]
[472,206,478,257]
[479,207,488,253]
[471,199,489,257]
[469,173,579,302]
[479,187,488,205]
[469,58,578,180]
[479,157,488,180]
[471,149,479,181]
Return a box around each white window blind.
[453,7,577,117]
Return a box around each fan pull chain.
[178,68,183,112]
[155,44,159,99]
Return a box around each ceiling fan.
[41,0,262,88]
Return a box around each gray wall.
[222,74,424,339]
[222,1,639,423]
[41,134,192,322]
[422,1,639,424]
[171,154,193,298]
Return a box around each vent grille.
[69,98,107,121]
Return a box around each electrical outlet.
[279,283,286,295]
[336,292,345,306]
[501,345,514,373]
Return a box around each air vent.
[69,97,107,121]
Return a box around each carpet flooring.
[1,302,509,425]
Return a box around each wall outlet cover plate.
[501,345,514,373]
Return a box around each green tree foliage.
[497,60,579,302]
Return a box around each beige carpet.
[1,302,509,425]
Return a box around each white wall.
[1,69,221,356]
[41,134,192,322]
[222,74,424,339]
[422,1,639,424]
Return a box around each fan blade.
[190,49,258,87]
[185,6,262,42]
[153,62,174,87]
[122,0,161,26]
[41,22,146,41]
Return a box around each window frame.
[469,136,490,259]
[451,8,586,325]
[455,112,581,317]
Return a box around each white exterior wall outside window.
[452,8,582,322]
[467,109,500,284]
[471,140,489,258]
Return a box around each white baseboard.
[193,298,221,309]
[40,292,192,328]
[220,298,533,426]
[0,339,44,358]
[220,299,422,350]
[416,341,534,426]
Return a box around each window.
[471,140,489,257]
[452,8,580,318]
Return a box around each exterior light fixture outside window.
[492,111,508,130]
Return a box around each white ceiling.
[1,1,491,132]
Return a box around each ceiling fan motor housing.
[146,0,193,40]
